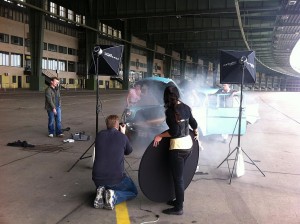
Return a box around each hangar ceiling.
[42,0,300,77]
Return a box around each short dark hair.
[105,115,119,129]
[51,77,59,81]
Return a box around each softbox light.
[89,45,124,76]
[220,50,256,84]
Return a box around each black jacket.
[92,128,133,185]
[165,103,198,138]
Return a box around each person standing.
[92,115,138,210]
[216,84,237,142]
[45,77,64,138]
[216,83,236,96]
[153,86,198,215]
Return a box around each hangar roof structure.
[39,0,300,78]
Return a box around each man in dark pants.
[92,115,138,210]
[45,77,64,138]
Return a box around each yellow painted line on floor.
[115,201,130,224]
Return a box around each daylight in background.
[290,39,300,73]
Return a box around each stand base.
[217,146,265,184]
[67,141,94,172]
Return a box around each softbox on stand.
[89,45,124,134]
[217,49,265,183]
[89,45,124,76]
[67,45,124,172]
[220,50,256,84]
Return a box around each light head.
[94,46,103,56]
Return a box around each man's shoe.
[57,134,64,138]
[104,189,116,210]
[94,186,105,209]
[162,207,183,215]
[48,134,54,138]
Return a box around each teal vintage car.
[122,77,259,141]
[122,77,182,140]
[190,88,244,136]
[190,87,259,137]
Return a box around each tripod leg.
[67,141,95,172]
[241,148,265,177]
[217,147,237,168]
[229,147,240,184]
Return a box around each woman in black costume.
[153,85,198,215]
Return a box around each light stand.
[217,56,265,184]
[67,47,104,172]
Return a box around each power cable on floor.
[139,200,160,224]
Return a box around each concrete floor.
[0,89,300,224]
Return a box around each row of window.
[130,61,147,69]
[0,32,77,55]
[2,0,86,26]
[0,52,76,72]
[45,42,77,55]
[2,0,123,40]
[0,3,28,23]
[59,78,75,85]
[0,33,23,46]
[49,1,85,25]
[0,52,23,67]
[42,58,76,72]
[6,76,75,85]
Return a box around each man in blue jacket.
[92,115,138,210]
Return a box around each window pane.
[48,44,57,52]
[48,58,57,70]
[58,60,66,71]
[42,58,47,69]
[0,33,9,43]
[68,61,76,72]
[11,35,23,46]
[0,52,10,66]
[11,54,23,67]
[50,2,57,17]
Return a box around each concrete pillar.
[278,77,282,91]
[84,0,100,90]
[28,0,45,91]
[212,60,218,88]
[265,76,269,91]
[164,48,172,78]
[271,76,275,91]
[258,73,262,91]
[283,77,287,91]
[180,51,186,81]
[203,60,209,86]
[122,20,132,90]
[192,56,198,79]
[146,39,155,77]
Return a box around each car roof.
[198,87,219,95]
[137,76,174,84]
[135,76,183,96]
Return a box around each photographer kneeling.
[92,115,138,210]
